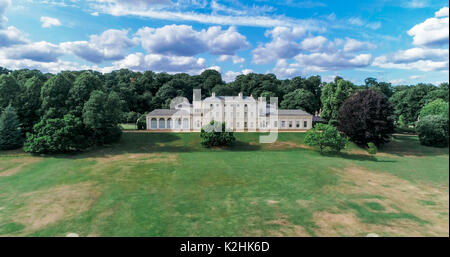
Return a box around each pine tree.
[0,105,23,150]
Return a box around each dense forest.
[0,66,448,152]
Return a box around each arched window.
[183,118,189,129]
[167,118,172,129]
[175,118,182,129]
[151,118,157,129]
[159,118,165,129]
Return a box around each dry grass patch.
[0,158,40,177]
[264,218,310,237]
[264,141,312,150]
[14,182,100,231]
[322,166,449,236]
[92,153,178,165]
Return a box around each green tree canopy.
[280,89,316,114]
[416,115,449,147]
[40,73,73,119]
[321,78,354,124]
[420,99,449,119]
[0,105,23,150]
[304,123,347,153]
[200,121,235,148]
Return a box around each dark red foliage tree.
[338,89,395,146]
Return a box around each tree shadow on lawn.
[379,135,449,157]
[322,152,396,163]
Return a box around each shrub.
[367,142,377,155]
[304,123,347,153]
[200,121,235,148]
[338,89,395,146]
[24,114,89,153]
[0,105,23,150]
[415,115,449,147]
[136,114,147,130]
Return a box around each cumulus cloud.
[40,16,62,28]
[435,6,449,17]
[136,25,249,57]
[373,48,449,71]
[61,29,138,63]
[0,25,28,47]
[293,52,372,72]
[407,9,449,47]
[343,38,376,52]
[0,57,91,74]
[223,68,254,82]
[105,52,206,73]
[217,55,245,64]
[0,41,63,62]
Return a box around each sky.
[0,0,448,85]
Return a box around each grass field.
[0,132,448,236]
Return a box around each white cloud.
[223,69,254,82]
[0,57,91,74]
[217,55,245,64]
[40,16,61,28]
[90,1,323,29]
[0,41,63,62]
[293,52,372,72]
[61,29,138,63]
[106,52,206,73]
[406,0,429,8]
[0,25,28,47]
[136,25,249,57]
[373,56,448,72]
[435,6,449,17]
[343,38,376,52]
[407,11,449,47]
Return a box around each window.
[183,118,189,129]
[167,118,172,129]
[197,120,200,128]
[289,121,292,128]
[151,118,157,129]
[237,122,240,127]
[304,121,308,128]
[159,118,165,129]
[250,122,253,127]
[281,121,286,128]
[216,104,219,107]
[274,121,277,128]
[296,121,300,128]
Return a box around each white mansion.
[146,91,313,132]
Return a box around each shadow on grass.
[322,152,396,163]
[379,135,449,157]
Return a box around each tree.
[415,115,449,147]
[389,83,437,125]
[419,99,449,119]
[338,89,395,146]
[0,105,23,150]
[67,71,103,117]
[82,90,123,144]
[40,73,73,119]
[304,123,347,153]
[16,76,43,133]
[280,89,316,114]
[200,121,235,147]
[24,114,88,153]
[321,78,354,124]
[0,74,22,110]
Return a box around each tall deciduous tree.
[0,105,23,150]
[416,115,449,147]
[338,89,395,146]
[40,73,73,119]
[321,78,354,125]
[17,76,44,134]
[420,99,449,119]
[280,89,316,114]
[83,90,123,144]
[67,71,103,117]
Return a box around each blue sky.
[0,0,448,85]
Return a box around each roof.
[147,109,190,116]
[203,95,256,102]
[277,109,312,116]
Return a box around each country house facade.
[146,92,313,132]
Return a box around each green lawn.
[0,133,448,236]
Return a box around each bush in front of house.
[304,123,347,154]
[415,115,449,147]
[200,121,235,148]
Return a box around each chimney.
[258,96,265,102]
[238,92,243,98]
[212,92,216,97]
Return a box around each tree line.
[0,67,448,153]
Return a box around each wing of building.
[146,92,314,132]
